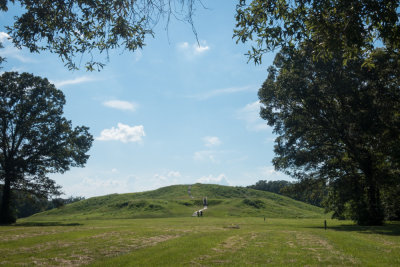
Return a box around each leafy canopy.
[1,0,199,70]
[234,0,400,64]
[235,0,400,225]
[0,72,93,223]
[259,43,400,224]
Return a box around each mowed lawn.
[1,217,399,266]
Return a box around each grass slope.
[28,184,325,221]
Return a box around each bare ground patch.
[294,232,359,264]
[2,232,180,266]
[192,232,257,265]
[0,228,80,241]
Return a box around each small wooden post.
[324,220,327,230]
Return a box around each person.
[200,210,203,217]
[197,211,199,217]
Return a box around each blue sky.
[1,1,291,197]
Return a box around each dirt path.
[189,185,208,216]
[192,206,207,217]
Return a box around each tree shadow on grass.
[307,221,400,236]
[12,222,83,227]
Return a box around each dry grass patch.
[0,228,79,241]
[1,227,180,266]
[294,232,359,264]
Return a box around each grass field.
[1,217,399,266]
[2,185,399,266]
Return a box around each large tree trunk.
[365,179,384,225]
[361,159,384,225]
[0,176,15,224]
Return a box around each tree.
[234,0,400,225]
[0,72,93,224]
[247,180,291,194]
[234,0,400,64]
[1,0,199,70]
[381,183,400,220]
[0,185,48,218]
[279,178,327,207]
[248,179,327,207]
[259,43,400,225]
[0,186,86,219]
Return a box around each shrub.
[242,199,265,209]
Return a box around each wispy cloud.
[133,50,142,62]
[203,136,221,147]
[237,100,270,131]
[258,166,292,181]
[150,170,183,190]
[8,52,35,63]
[52,76,97,88]
[167,171,181,178]
[193,150,220,163]
[193,149,244,164]
[188,85,256,100]
[103,100,137,111]
[154,170,182,181]
[238,166,293,188]
[0,32,36,63]
[65,177,133,197]
[97,123,145,143]
[196,174,230,186]
[193,150,233,164]
[177,40,210,59]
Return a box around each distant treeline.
[247,179,326,207]
[0,186,84,219]
[248,179,400,221]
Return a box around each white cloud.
[194,44,210,54]
[152,170,182,189]
[52,76,96,88]
[237,100,270,131]
[167,171,181,178]
[154,171,181,181]
[97,123,145,143]
[177,40,210,58]
[154,173,168,181]
[203,136,221,147]
[189,85,257,100]
[103,100,137,111]
[64,177,133,197]
[6,52,35,63]
[179,42,189,49]
[0,32,10,43]
[196,174,230,186]
[0,32,36,63]
[193,150,219,163]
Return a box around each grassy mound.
[27,184,325,221]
